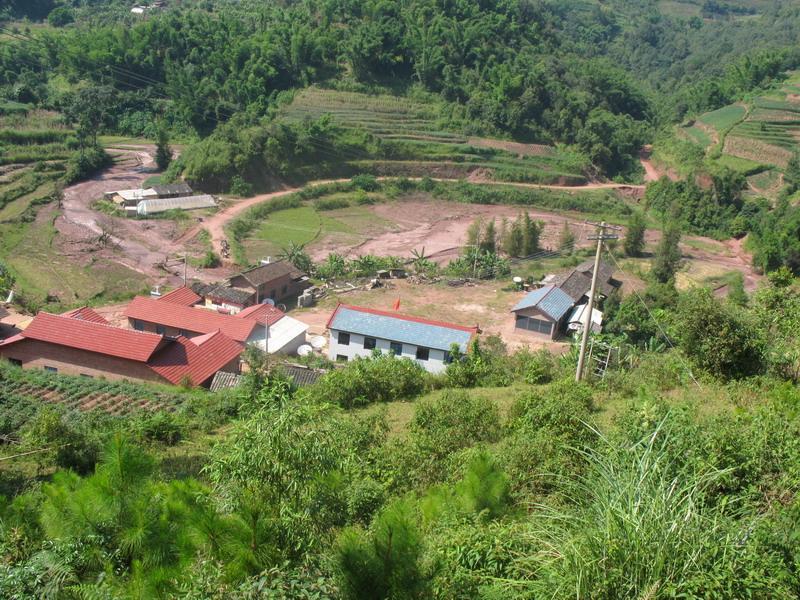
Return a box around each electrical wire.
[603,245,703,389]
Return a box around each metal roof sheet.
[136,194,215,215]
[512,285,575,321]
[327,304,477,352]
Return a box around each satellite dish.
[297,344,313,357]
[309,335,326,350]
[262,298,276,306]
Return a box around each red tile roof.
[148,331,243,386]
[158,287,202,306]
[14,312,165,361]
[325,303,479,334]
[235,303,285,327]
[124,296,258,343]
[61,306,109,324]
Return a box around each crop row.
[0,364,188,417]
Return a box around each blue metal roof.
[512,285,575,321]
[328,306,475,352]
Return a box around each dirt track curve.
[184,177,646,260]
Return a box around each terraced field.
[669,73,800,195]
[279,88,588,185]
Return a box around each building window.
[132,319,144,331]
[390,341,403,356]
[338,332,351,346]
[281,285,288,295]
[416,346,430,361]
[156,325,166,335]
[364,337,377,350]
[336,354,348,362]
[270,289,276,299]
[44,366,58,373]
[443,351,453,364]
[8,358,22,367]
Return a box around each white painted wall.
[327,328,450,374]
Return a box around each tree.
[558,222,576,254]
[522,212,541,257]
[280,242,313,274]
[675,288,765,379]
[786,150,800,194]
[651,223,682,284]
[336,500,432,600]
[0,260,14,299]
[624,211,647,257]
[64,86,116,151]
[465,218,482,248]
[480,219,497,254]
[155,122,173,171]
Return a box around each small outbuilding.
[511,284,575,340]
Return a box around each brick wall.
[0,339,165,383]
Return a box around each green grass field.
[698,104,746,132]
[244,200,393,262]
[682,125,712,148]
[279,88,588,185]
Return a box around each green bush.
[313,353,428,408]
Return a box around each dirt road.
[188,177,646,261]
[58,146,220,285]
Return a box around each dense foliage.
[2,274,800,596]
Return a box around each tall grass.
[510,424,749,599]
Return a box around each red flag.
[392,298,401,310]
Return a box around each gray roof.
[279,364,326,387]
[552,270,592,302]
[152,182,193,196]
[137,194,215,215]
[328,305,477,352]
[209,371,243,392]
[193,283,254,305]
[235,261,305,287]
[512,285,575,321]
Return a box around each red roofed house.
[157,286,202,306]
[124,294,309,355]
[0,311,242,387]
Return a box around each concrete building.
[326,304,478,374]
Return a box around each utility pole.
[575,221,620,382]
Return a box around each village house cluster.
[0,257,621,385]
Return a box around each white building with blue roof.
[511,284,576,339]
[326,304,478,374]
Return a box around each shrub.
[314,197,350,210]
[674,288,766,379]
[229,175,253,197]
[313,353,428,408]
[64,146,112,184]
[351,173,379,191]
